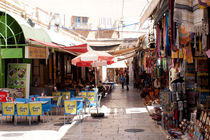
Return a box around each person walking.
[125,72,129,91]
[121,74,125,89]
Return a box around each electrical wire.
[52,21,140,32]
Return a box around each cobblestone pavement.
[61,85,166,140]
[0,110,74,140]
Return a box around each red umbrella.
[71,50,114,117]
[72,50,114,67]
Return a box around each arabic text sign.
[2,103,15,115]
[25,46,47,59]
[87,92,95,101]
[64,101,77,114]
[17,103,29,116]
[29,103,42,116]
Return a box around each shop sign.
[25,46,48,59]
[1,48,23,59]
[17,103,29,116]
[2,103,15,115]
[29,103,42,116]
[7,63,31,99]
[87,92,95,101]
[0,91,8,102]
[64,101,77,114]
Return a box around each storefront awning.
[108,46,139,56]
[140,0,160,27]
[28,38,78,56]
[107,60,127,68]
[64,44,88,53]
[89,44,120,51]
[0,10,51,49]
[0,10,83,57]
[118,53,137,61]
[28,38,61,49]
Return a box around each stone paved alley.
[0,85,166,140]
[61,85,166,140]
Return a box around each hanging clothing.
[165,13,171,56]
[183,43,193,63]
[198,0,210,8]
[199,36,202,54]
[157,24,160,57]
[175,23,179,49]
[179,25,191,46]
[178,48,184,58]
[163,16,166,52]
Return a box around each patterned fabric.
[174,0,204,31]
[163,17,166,51]
[179,25,191,47]
[198,0,210,8]
[183,43,193,63]
[165,13,171,56]
[156,24,160,57]
[174,0,194,31]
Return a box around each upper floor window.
[75,16,81,23]
[82,17,88,24]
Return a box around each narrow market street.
[0,0,209,140]
[61,85,166,140]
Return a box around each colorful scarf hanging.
[198,0,210,9]
[163,17,166,51]
[199,36,202,54]
[202,32,207,50]
[179,25,190,47]
[175,23,179,49]
[178,48,183,58]
[157,24,160,57]
[165,13,171,56]
[171,50,178,59]
[193,33,197,49]
[183,43,193,63]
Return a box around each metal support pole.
[94,67,99,114]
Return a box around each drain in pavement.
[124,129,144,133]
[2,133,24,137]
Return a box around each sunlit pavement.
[0,113,78,140]
[61,85,166,140]
[0,85,166,140]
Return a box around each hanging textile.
[168,0,175,46]
[157,24,160,57]
[171,50,179,58]
[162,58,167,71]
[179,25,190,47]
[163,16,166,52]
[183,43,193,63]
[178,48,184,58]
[174,0,194,32]
[143,52,146,71]
[175,23,179,49]
[165,13,171,56]
[199,36,202,54]
[198,0,210,8]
